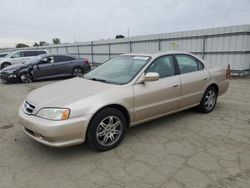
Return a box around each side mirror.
[144,72,160,82]
[137,72,160,84]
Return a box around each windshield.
[85,56,151,85]
[24,56,41,64]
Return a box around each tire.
[1,62,11,69]
[20,72,33,83]
[72,67,84,77]
[87,108,127,151]
[197,86,218,113]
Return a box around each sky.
[0,0,250,48]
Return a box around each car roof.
[38,54,79,59]
[122,51,195,58]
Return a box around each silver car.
[19,51,229,151]
[0,50,48,69]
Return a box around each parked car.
[19,51,229,151]
[0,49,48,69]
[0,52,8,58]
[0,54,90,83]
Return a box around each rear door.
[53,55,76,76]
[23,51,37,62]
[175,54,209,108]
[133,55,181,122]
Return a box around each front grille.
[23,101,35,114]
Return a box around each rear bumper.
[218,80,230,96]
[19,106,91,147]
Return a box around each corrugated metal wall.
[1,24,250,75]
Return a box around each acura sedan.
[0,54,90,83]
[19,51,229,151]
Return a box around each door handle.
[203,77,208,80]
[172,84,179,88]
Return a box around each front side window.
[146,56,175,78]
[38,56,54,64]
[85,56,150,85]
[11,52,23,58]
[175,55,199,74]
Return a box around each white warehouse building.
[2,24,250,75]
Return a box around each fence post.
[158,39,161,51]
[65,45,68,54]
[108,43,111,59]
[202,35,207,59]
[77,45,80,57]
[129,41,132,53]
[91,41,94,65]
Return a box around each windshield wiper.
[88,77,111,83]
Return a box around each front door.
[33,56,56,79]
[133,55,181,122]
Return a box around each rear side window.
[36,51,47,55]
[54,56,75,63]
[23,51,36,57]
[175,55,199,74]
[23,51,46,57]
[197,60,204,70]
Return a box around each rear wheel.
[72,67,84,77]
[20,73,33,83]
[87,108,127,151]
[197,86,218,113]
[1,62,11,69]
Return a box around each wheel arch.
[207,83,219,94]
[1,62,11,69]
[85,104,131,141]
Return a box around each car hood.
[26,78,118,109]
[2,63,27,72]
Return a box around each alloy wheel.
[20,73,32,83]
[204,90,216,111]
[96,116,122,147]
[73,68,83,77]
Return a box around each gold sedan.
[19,52,229,151]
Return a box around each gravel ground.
[0,78,250,188]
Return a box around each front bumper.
[0,72,19,82]
[19,106,91,147]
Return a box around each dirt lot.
[0,79,250,188]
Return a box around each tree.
[115,35,125,39]
[52,38,61,44]
[16,43,29,48]
[33,42,39,47]
[39,41,47,46]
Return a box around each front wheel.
[87,108,127,151]
[20,73,33,83]
[197,86,218,113]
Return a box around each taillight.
[83,58,89,65]
[226,64,231,79]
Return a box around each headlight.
[36,108,70,120]
[8,74,17,78]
